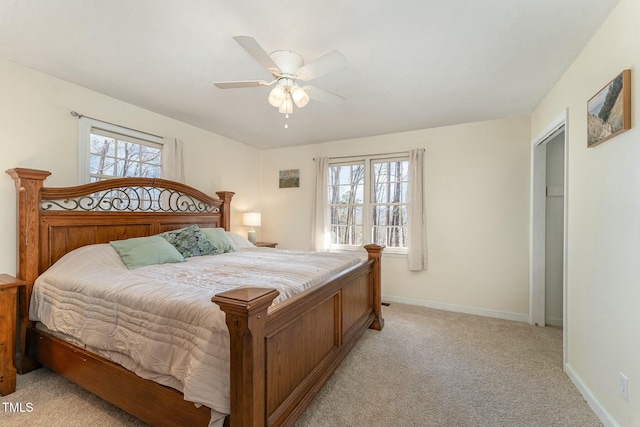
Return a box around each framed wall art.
[279,169,300,188]
[587,69,631,148]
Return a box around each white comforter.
[30,244,361,417]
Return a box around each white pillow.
[226,232,256,249]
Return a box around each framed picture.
[587,69,631,148]
[279,169,300,188]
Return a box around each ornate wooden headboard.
[7,167,234,292]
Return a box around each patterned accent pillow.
[159,224,219,258]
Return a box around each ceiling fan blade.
[306,85,346,107]
[296,50,348,81]
[233,36,279,73]
[213,80,271,89]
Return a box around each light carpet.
[0,303,601,427]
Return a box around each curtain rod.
[313,149,419,161]
[70,111,163,139]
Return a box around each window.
[78,117,163,183]
[328,156,409,252]
[88,129,161,182]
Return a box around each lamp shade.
[268,86,286,107]
[291,84,310,108]
[243,212,261,227]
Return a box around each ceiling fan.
[214,36,348,115]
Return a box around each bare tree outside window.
[372,160,408,248]
[89,130,162,210]
[89,132,161,181]
[329,163,364,246]
[328,158,409,250]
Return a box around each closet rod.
[70,111,163,139]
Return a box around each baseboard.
[564,363,620,427]
[381,294,529,323]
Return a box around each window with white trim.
[328,155,409,252]
[78,117,162,183]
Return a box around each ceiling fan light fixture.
[268,85,286,107]
[214,37,347,117]
[291,84,310,108]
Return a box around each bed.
[7,167,384,427]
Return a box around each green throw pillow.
[201,228,237,253]
[159,224,219,258]
[110,235,185,269]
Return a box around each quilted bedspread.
[30,243,361,419]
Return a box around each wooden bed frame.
[7,168,384,427]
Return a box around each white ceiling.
[0,0,619,149]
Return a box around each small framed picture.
[279,169,300,188]
[587,69,631,148]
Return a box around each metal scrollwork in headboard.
[41,185,220,213]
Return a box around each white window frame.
[77,117,163,184]
[328,153,410,255]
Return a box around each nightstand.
[0,274,25,396]
[255,242,278,248]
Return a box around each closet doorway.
[544,131,565,327]
[530,110,568,365]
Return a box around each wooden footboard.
[213,244,383,427]
[26,245,383,427]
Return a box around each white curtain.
[161,137,185,183]
[311,157,330,251]
[408,148,427,271]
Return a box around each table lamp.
[243,212,261,244]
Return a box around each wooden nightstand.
[255,242,278,248]
[0,274,25,396]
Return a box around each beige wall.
[531,0,639,424]
[0,57,262,276]
[260,116,532,320]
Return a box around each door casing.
[529,109,568,366]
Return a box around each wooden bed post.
[5,168,51,373]
[212,287,279,427]
[216,191,235,231]
[364,244,385,331]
